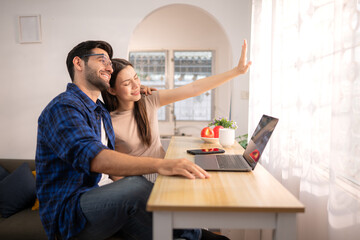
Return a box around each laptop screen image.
[243,115,279,169]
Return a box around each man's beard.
[84,65,109,91]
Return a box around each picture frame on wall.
[18,15,42,43]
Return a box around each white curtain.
[249,0,360,239]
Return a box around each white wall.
[0,0,252,159]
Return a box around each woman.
[102,40,251,182]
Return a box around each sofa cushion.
[0,163,36,218]
[0,165,9,181]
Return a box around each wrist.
[229,67,242,77]
[152,158,163,173]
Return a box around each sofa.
[0,159,125,240]
[0,159,47,240]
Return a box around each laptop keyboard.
[216,155,249,169]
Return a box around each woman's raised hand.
[236,39,252,74]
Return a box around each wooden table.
[147,136,305,240]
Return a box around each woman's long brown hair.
[102,58,151,146]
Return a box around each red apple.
[213,126,224,138]
[201,127,214,138]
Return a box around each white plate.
[201,137,219,144]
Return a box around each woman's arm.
[158,39,252,107]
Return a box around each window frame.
[129,49,215,123]
[172,49,215,122]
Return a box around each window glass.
[129,50,213,121]
[173,51,213,121]
[129,52,167,120]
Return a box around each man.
[36,40,228,240]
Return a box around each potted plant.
[208,117,238,130]
[209,117,237,147]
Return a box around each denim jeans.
[76,176,201,240]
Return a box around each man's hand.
[140,85,158,96]
[156,158,210,179]
[236,39,252,74]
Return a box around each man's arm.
[91,149,210,179]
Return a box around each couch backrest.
[0,159,36,172]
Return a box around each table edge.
[147,205,305,213]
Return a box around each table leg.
[273,213,297,240]
[153,211,172,240]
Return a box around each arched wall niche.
[128,3,233,136]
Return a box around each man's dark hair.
[66,40,113,81]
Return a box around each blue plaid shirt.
[35,83,115,240]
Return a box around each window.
[173,51,213,120]
[129,51,167,120]
[129,50,213,122]
[250,0,360,187]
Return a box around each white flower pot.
[219,128,235,147]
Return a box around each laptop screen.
[243,115,279,169]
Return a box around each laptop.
[195,114,279,171]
